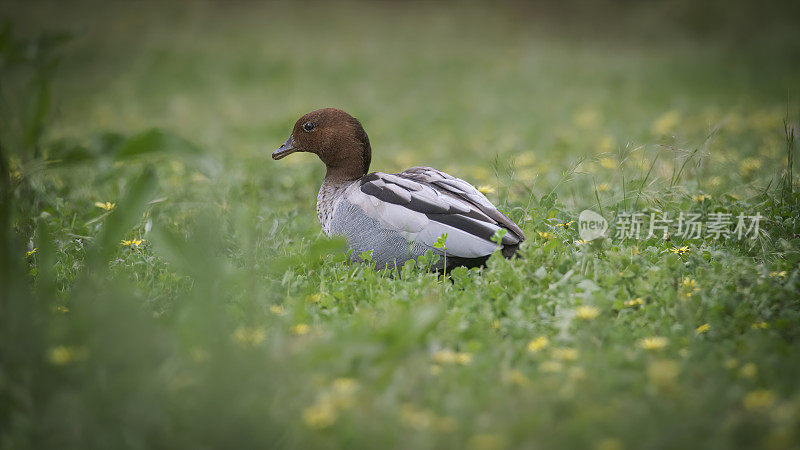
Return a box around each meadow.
[2,1,800,448]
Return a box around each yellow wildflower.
[435,416,459,432]
[292,323,310,335]
[233,326,266,347]
[600,158,616,169]
[651,110,681,135]
[332,377,358,396]
[26,248,37,257]
[491,319,500,330]
[669,246,689,256]
[638,336,668,351]
[121,238,144,247]
[692,194,710,203]
[739,363,758,379]
[743,389,776,411]
[552,347,578,361]
[527,336,549,353]
[431,349,472,365]
[695,323,710,334]
[624,297,644,308]
[739,157,762,177]
[540,361,563,373]
[517,167,537,181]
[455,352,473,365]
[504,369,530,387]
[48,346,86,365]
[576,305,600,320]
[55,305,69,313]
[432,349,457,364]
[647,359,680,391]
[536,230,554,239]
[307,293,322,303]
[269,305,285,315]
[768,271,787,278]
[680,277,699,298]
[515,151,536,166]
[94,201,116,211]
[468,433,507,450]
[477,185,496,195]
[596,135,616,153]
[471,166,491,182]
[400,404,435,430]
[303,401,336,429]
[573,108,600,129]
[595,438,623,450]
[751,321,769,330]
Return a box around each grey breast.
[329,199,443,270]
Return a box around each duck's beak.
[272,137,297,160]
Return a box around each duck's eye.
[302,122,315,132]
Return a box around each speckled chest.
[316,179,356,235]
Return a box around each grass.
[2,1,800,448]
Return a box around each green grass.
[2,1,800,449]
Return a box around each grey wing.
[400,166,526,241]
[346,170,523,259]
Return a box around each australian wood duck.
[272,108,525,271]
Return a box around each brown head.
[272,108,372,181]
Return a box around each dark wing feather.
[355,169,524,255]
[399,166,526,242]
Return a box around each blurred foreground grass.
[2,1,800,449]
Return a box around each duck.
[272,108,525,271]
